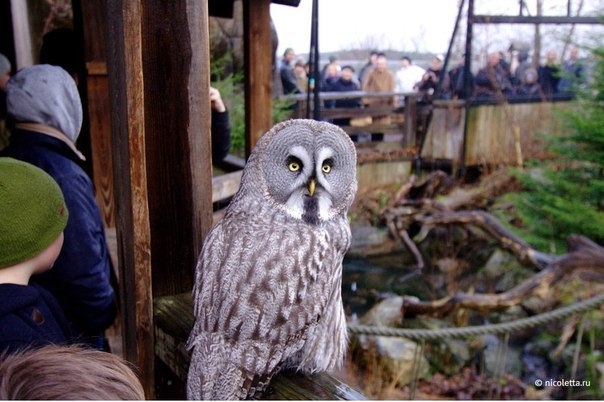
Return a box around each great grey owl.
[186,119,357,400]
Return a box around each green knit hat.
[0,158,69,269]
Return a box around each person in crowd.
[358,50,378,86]
[474,51,514,100]
[304,61,315,92]
[362,52,395,141]
[0,344,145,400]
[394,56,425,105]
[321,62,340,90]
[279,47,301,95]
[515,67,544,100]
[209,86,231,163]
[512,49,532,87]
[538,49,561,100]
[1,65,117,350]
[415,54,445,102]
[0,157,74,355]
[324,65,362,126]
[0,53,11,149]
[322,54,341,81]
[293,59,309,93]
[446,53,474,100]
[497,50,513,81]
[557,46,583,97]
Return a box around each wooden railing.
[154,292,366,400]
[282,91,428,148]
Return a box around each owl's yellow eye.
[322,163,332,174]
[288,161,300,172]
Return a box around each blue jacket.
[1,129,117,338]
[0,283,73,355]
[324,78,362,109]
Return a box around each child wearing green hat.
[1,64,117,349]
[0,157,74,354]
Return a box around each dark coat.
[447,65,474,100]
[279,59,301,95]
[538,64,561,99]
[0,283,73,354]
[1,129,117,341]
[474,64,514,99]
[211,109,231,162]
[324,78,361,109]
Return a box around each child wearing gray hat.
[1,64,117,349]
[0,157,74,354]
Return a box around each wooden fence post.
[106,0,212,396]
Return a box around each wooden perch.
[154,293,366,400]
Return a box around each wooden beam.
[470,15,604,24]
[243,0,273,156]
[139,0,212,297]
[106,0,213,397]
[105,0,153,397]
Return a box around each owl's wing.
[187,218,341,399]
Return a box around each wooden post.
[404,95,417,147]
[106,0,212,397]
[139,0,212,298]
[106,0,153,396]
[243,0,273,155]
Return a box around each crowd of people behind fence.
[278,46,586,106]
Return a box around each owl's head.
[240,119,357,224]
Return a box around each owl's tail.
[186,333,247,400]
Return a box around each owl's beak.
[308,178,316,196]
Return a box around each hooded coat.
[0,283,73,354]
[1,65,116,347]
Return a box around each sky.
[270,0,461,56]
[270,0,604,58]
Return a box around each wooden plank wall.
[465,102,569,166]
[421,101,572,167]
[420,101,465,166]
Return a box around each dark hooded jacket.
[0,283,73,354]
[1,129,117,340]
[2,66,117,348]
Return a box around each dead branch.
[381,169,604,318]
[418,210,554,268]
[400,235,604,318]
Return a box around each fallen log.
[378,170,604,318]
[401,234,604,317]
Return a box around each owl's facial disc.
[280,145,336,224]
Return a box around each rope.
[347,293,604,340]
